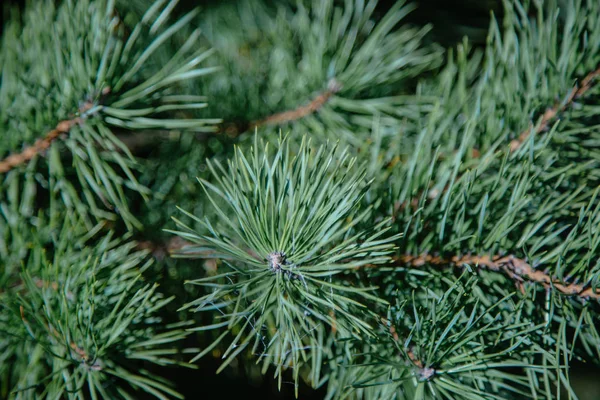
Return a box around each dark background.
[0,0,499,42]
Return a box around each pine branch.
[395,254,600,300]
[0,128,64,174]
[337,275,553,399]
[217,79,342,137]
[168,135,398,392]
[0,0,217,229]
[191,0,442,147]
[250,79,343,129]
[142,236,600,301]
[0,88,109,174]
[397,63,600,214]
[2,220,191,399]
[509,64,600,152]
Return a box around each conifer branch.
[395,254,600,300]
[137,236,193,259]
[0,124,67,173]
[397,64,600,212]
[168,135,398,390]
[379,317,435,380]
[143,238,600,301]
[509,64,600,152]
[217,79,342,136]
[0,88,109,174]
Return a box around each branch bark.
[116,80,342,152]
[509,65,600,152]
[217,79,342,137]
[141,236,600,300]
[0,119,78,173]
[397,65,600,213]
[0,88,110,174]
[396,253,600,300]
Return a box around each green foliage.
[0,0,217,229]
[3,0,600,399]
[0,214,191,399]
[169,136,398,394]
[355,0,600,398]
[193,0,442,143]
[132,0,446,243]
[327,273,558,399]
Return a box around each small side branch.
[398,65,600,211]
[0,88,109,174]
[380,317,435,380]
[137,236,190,259]
[510,65,600,151]
[218,79,342,136]
[0,119,78,173]
[396,254,600,300]
[250,79,342,128]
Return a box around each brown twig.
[140,230,600,301]
[140,236,600,300]
[380,317,436,380]
[395,253,600,300]
[69,341,102,371]
[0,119,77,173]
[508,90,576,152]
[217,79,342,137]
[251,79,342,128]
[117,80,342,151]
[0,88,110,174]
[329,309,338,335]
[406,346,436,380]
[510,65,600,152]
[20,305,102,370]
[137,236,190,260]
[405,347,424,369]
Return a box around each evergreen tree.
[1,0,600,399]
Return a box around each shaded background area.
[2,1,600,399]
[0,0,499,44]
